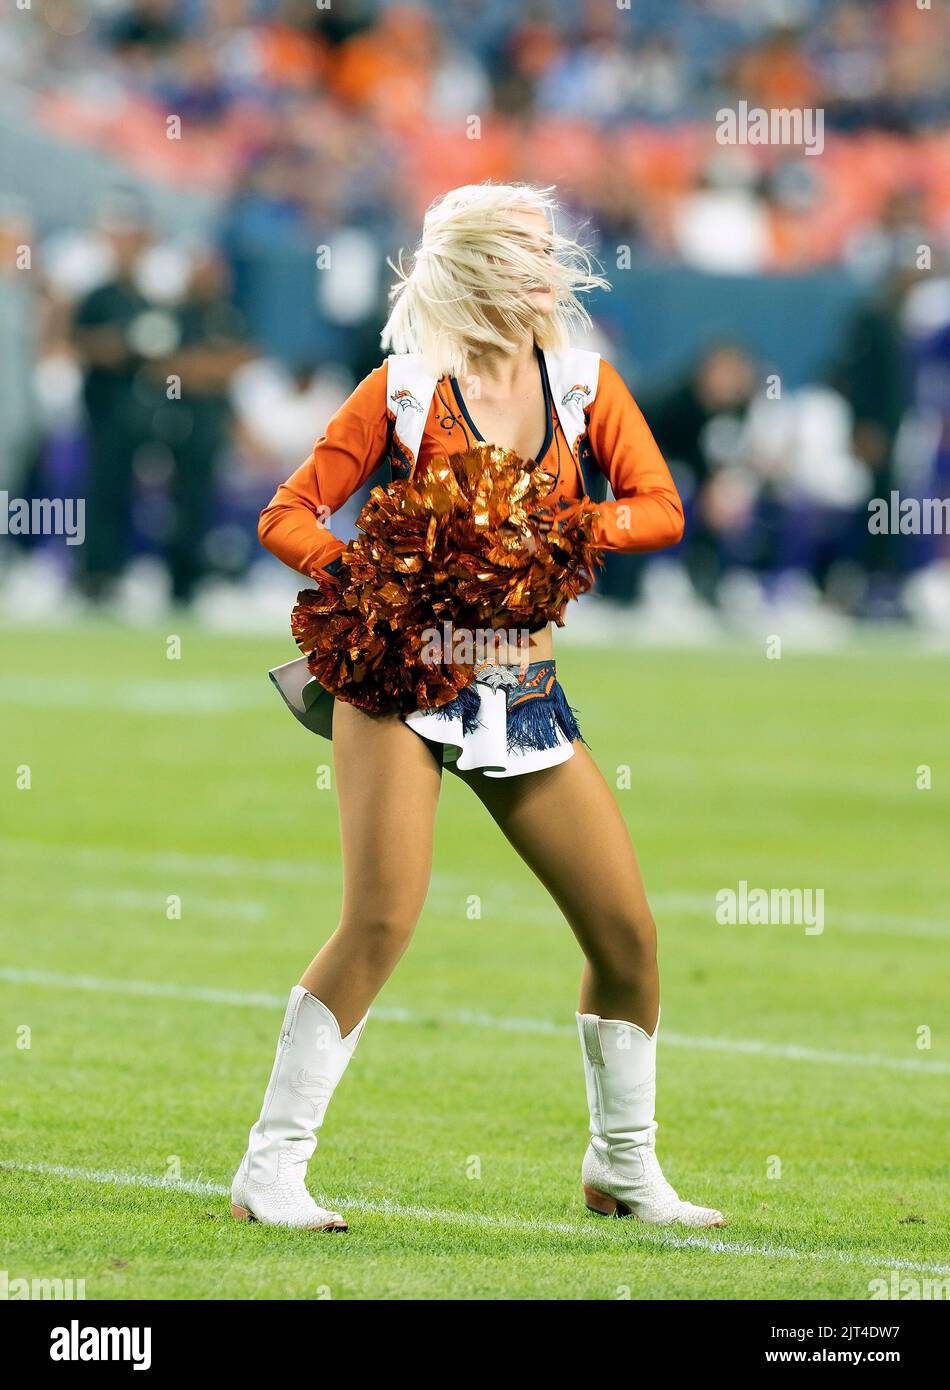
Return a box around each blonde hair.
[381,182,609,379]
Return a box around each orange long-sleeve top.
[258,354,684,580]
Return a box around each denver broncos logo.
[561,382,591,406]
[391,388,424,414]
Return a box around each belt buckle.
[473,661,520,691]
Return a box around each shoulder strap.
[384,354,439,480]
[544,348,606,502]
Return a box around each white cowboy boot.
[231,986,366,1230]
[577,1011,725,1228]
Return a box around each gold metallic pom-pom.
[291,444,602,715]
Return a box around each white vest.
[385,348,602,474]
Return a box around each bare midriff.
[456,620,555,670]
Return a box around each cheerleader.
[231,183,725,1231]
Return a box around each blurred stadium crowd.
[1,0,950,633]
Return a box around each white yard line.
[3,1159,947,1278]
[2,837,948,939]
[656,891,950,941]
[2,965,946,1076]
[69,887,267,922]
[0,836,341,888]
[0,676,269,714]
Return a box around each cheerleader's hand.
[498,516,550,554]
[313,556,345,594]
[534,498,589,551]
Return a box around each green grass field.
[2,620,949,1300]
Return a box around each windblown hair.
[381,183,609,380]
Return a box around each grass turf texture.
[1,621,948,1300]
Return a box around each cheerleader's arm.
[583,359,685,553]
[258,364,390,580]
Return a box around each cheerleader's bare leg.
[231,702,442,1230]
[457,745,725,1228]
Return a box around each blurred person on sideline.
[0,202,41,494]
[71,199,159,601]
[643,341,761,601]
[832,219,938,593]
[231,354,353,479]
[748,383,875,609]
[146,249,254,604]
[872,269,950,627]
[230,353,357,566]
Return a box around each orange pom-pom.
[291,445,601,715]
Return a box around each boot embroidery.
[290,1068,335,1124]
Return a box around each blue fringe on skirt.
[429,682,483,736]
[507,677,584,753]
[427,661,584,754]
